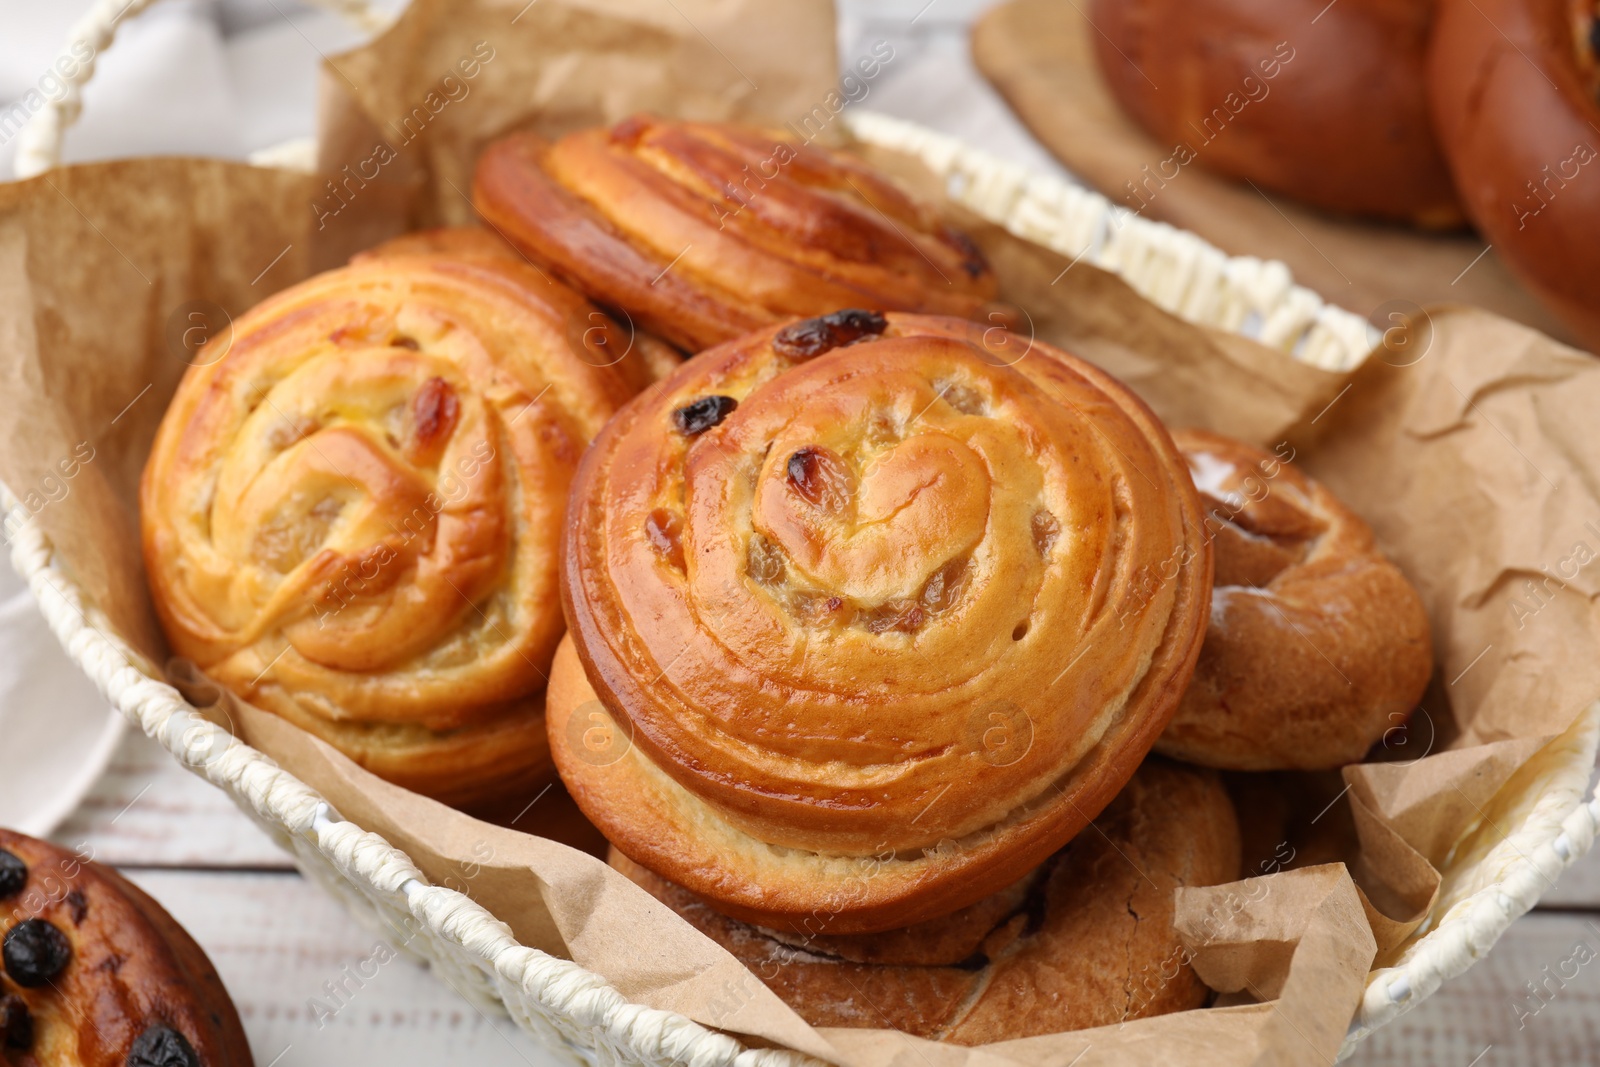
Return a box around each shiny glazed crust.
[0,830,252,1066]
[552,312,1212,933]
[1087,0,1463,228]
[613,759,1240,1042]
[472,116,998,352]
[1429,0,1600,351]
[356,227,682,385]
[1157,430,1434,770]
[141,254,645,809]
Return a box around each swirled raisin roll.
[551,310,1211,933]
[141,253,645,809]
[473,116,998,352]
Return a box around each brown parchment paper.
[969,0,1578,349]
[2,0,1599,1063]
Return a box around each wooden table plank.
[1345,912,1600,1066]
[53,731,289,869]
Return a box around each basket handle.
[13,0,391,180]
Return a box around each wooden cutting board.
[971,0,1572,345]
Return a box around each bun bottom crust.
[612,759,1240,1044]
[252,688,553,813]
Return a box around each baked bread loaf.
[142,253,645,810]
[354,227,682,384]
[615,759,1240,1042]
[473,115,998,352]
[1088,0,1463,228]
[1429,0,1600,351]
[0,830,251,1066]
[551,310,1212,933]
[1157,430,1434,770]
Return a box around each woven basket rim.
[2,111,1596,1064]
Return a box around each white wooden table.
[22,1,1600,1064]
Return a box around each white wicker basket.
[8,2,1600,1063]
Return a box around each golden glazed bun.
[614,759,1240,1042]
[1157,430,1434,770]
[473,115,999,352]
[355,226,683,386]
[551,311,1212,933]
[1429,0,1600,351]
[0,830,252,1066]
[1088,0,1464,228]
[141,252,647,810]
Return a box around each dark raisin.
[127,1025,200,1067]
[411,376,459,448]
[672,395,737,435]
[66,889,88,926]
[772,309,888,360]
[644,509,686,571]
[3,920,71,988]
[389,335,420,350]
[0,992,31,1050]
[610,114,651,147]
[864,600,925,634]
[0,851,25,899]
[791,592,855,626]
[938,224,989,279]
[785,447,852,513]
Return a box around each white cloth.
[0,0,399,180]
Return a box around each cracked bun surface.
[613,759,1240,1042]
[141,252,653,810]
[1157,430,1434,770]
[0,830,251,1066]
[551,311,1212,934]
[472,115,998,352]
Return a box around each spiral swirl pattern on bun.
[551,311,1211,933]
[142,253,646,809]
[473,116,998,352]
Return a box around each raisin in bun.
[550,310,1211,934]
[614,759,1240,1042]
[1157,430,1434,770]
[472,115,998,352]
[0,830,251,1066]
[1429,0,1600,351]
[141,253,646,810]
[1088,0,1463,228]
